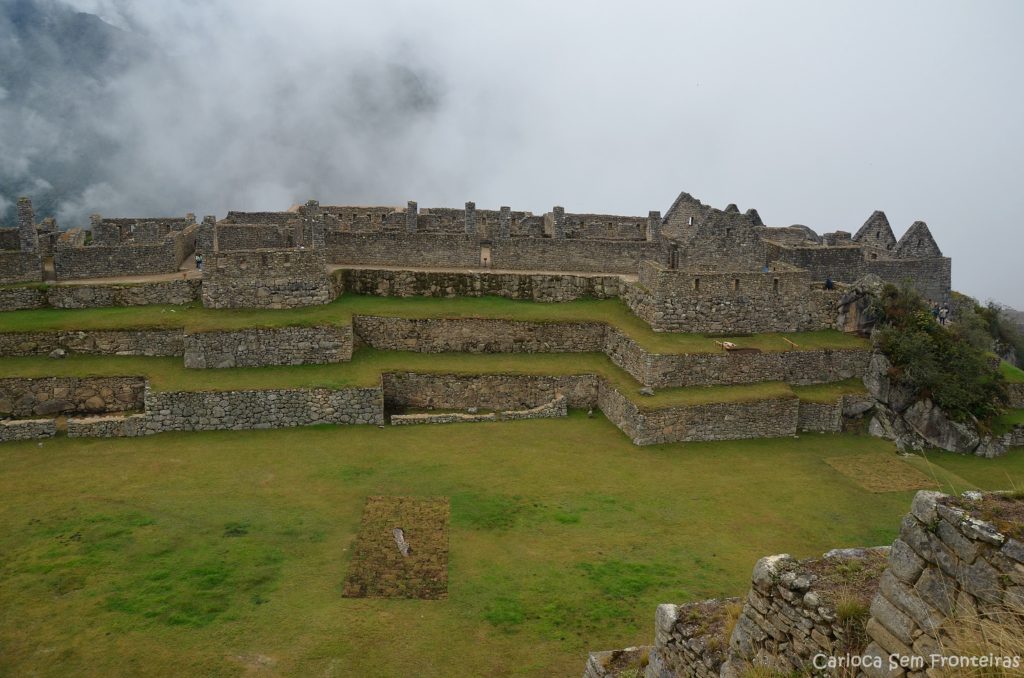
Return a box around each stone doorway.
[480,244,492,268]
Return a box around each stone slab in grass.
[824,454,938,493]
[343,496,449,599]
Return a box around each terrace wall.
[0,418,57,442]
[381,373,598,412]
[182,326,352,368]
[67,386,384,436]
[0,280,202,311]
[0,376,145,418]
[603,327,870,388]
[0,329,185,356]
[336,268,623,302]
[352,316,607,353]
[596,381,799,446]
[1005,383,1024,409]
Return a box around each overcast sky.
[46,1,1024,306]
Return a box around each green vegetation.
[0,294,867,355]
[950,291,1024,365]
[791,378,868,404]
[873,285,1007,421]
[1001,362,1024,384]
[2,418,1022,676]
[993,410,1024,436]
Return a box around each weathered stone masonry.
[0,376,145,418]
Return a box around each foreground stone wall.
[354,316,607,353]
[382,373,598,411]
[0,376,145,418]
[336,267,623,302]
[861,491,1024,674]
[645,598,740,678]
[724,548,889,675]
[183,326,353,368]
[0,418,57,442]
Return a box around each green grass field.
[2,416,1021,677]
[0,295,867,355]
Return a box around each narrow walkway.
[52,261,638,286]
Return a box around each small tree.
[872,285,1007,423]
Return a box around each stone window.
[726,228,733,237]
[733,278,740,291]
[773,278,779,293]
[693,277,700,291]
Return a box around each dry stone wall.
[724,548,889,675]
[597,381,799,446]
[183,326,352,368]
[0,280,201,311]
[390,395,567,425]
[645,598,741,678]
[382,373,598,411]
[336,268,623,302]
[629,263,839,333]
[603,327,869,388]
[0,377,145,418]
[0,329,185,356]
[861,491,1024,675]
[353,316,607,353]
[488,238,665,274]
[53,226,195,280]
[202,248,336,309]
[67,385,383,437]
[1008,384,1024,409]
[0,418,57,442]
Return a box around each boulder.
[48,348,67,359]
[901,399,980,454]
[835,274,884,335]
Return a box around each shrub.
[872,285,1007,422]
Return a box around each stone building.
[1,190,952,312]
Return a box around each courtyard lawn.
[2,418,1023,677]
[0,294,867,355]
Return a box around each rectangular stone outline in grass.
[824,454,938,493]
[342,496,449,599]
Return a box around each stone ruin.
[0,191,951,316]
[586,490,1024,678]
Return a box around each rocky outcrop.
[865,352,1006,457]
[835,274,884,336]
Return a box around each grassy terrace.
[1002,361,1024,384]
[0,296,868,355]
[2,418,1023,677]
[0,349,863,409]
